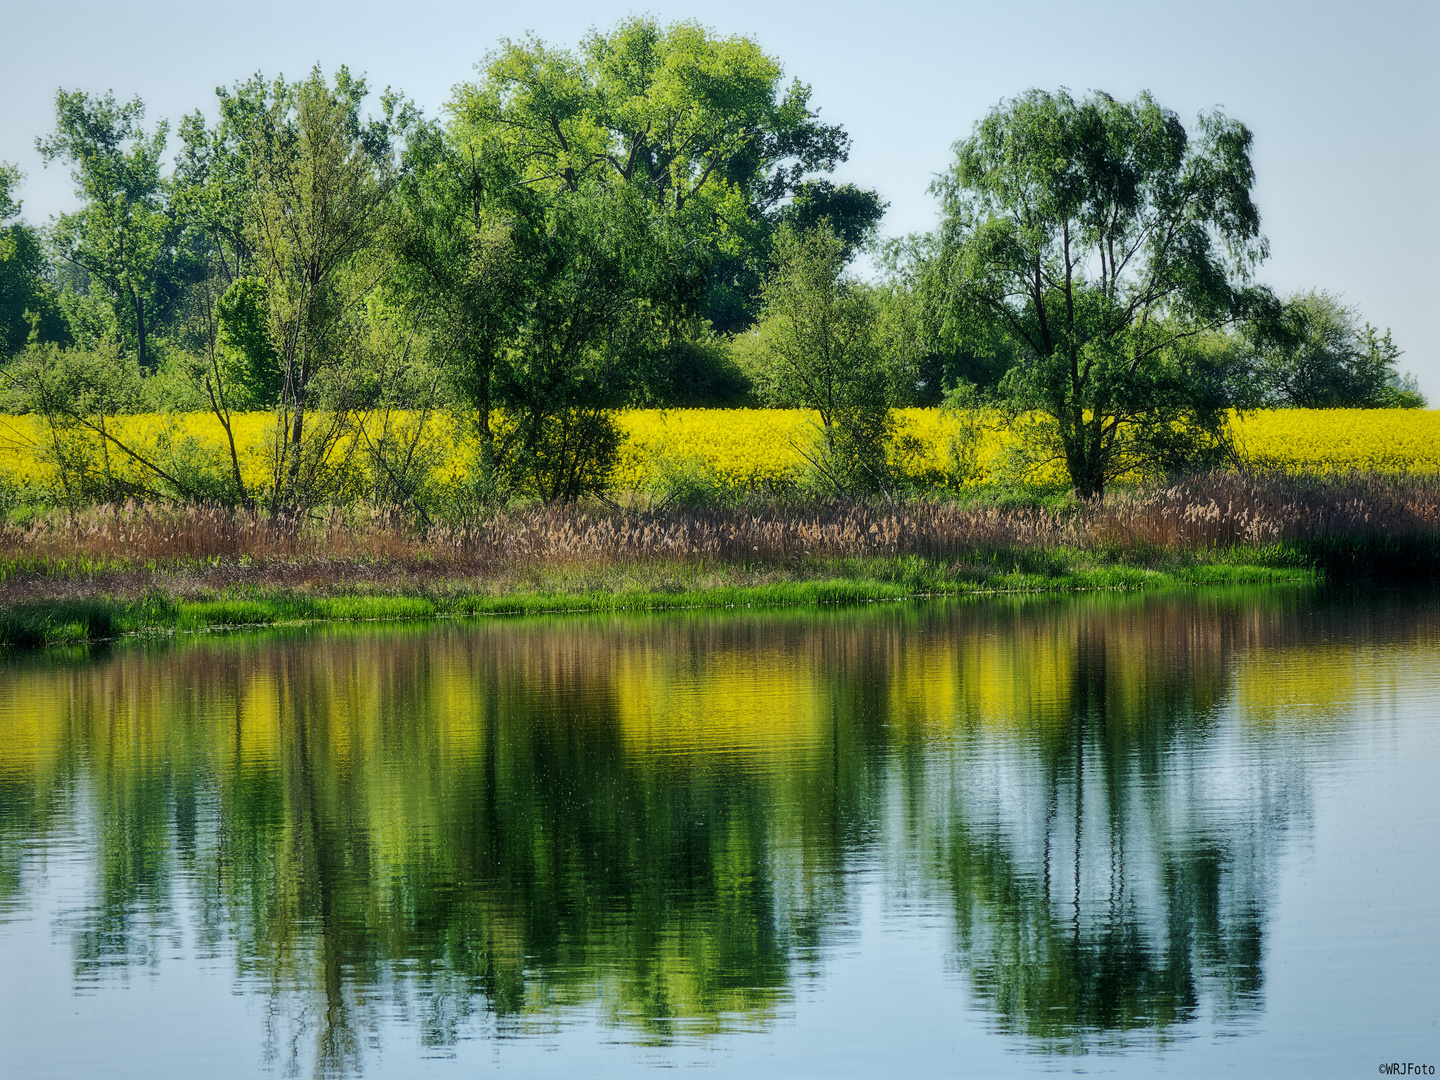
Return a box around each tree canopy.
[0,162,69,352]
[450,17,883,332]
[1242,289,1423,409]
[928,89,1270,496]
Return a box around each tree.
[234,66,413,517]
[168,75,295,508]
[428,58,710,502]
[36,90,182,369]
[495,182,701,501]
[1243,290,1424,408]
[393,139,702,502]
[453,17,882,335]
[0,162,69,353]
[743,225,893,493]
[388,119,534,491]
[929,89,1268,498]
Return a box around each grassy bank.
[0,550,1315,649]
[2,471,1435,650]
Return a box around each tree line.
[0,18,1425,509]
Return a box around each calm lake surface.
[1,587,1437,1078]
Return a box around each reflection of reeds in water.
[4,472,1438,570]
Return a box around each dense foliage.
[0,163,69,352]
[0,25,1425,510]
[921,90,1270,497]
[1240,289,1424,409]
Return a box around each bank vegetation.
[1,20,1435,646]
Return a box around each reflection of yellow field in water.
[611,616,1221,758]
[236,674,282,764]
[883,634,1076,740]
[6,624,1429,788]
[0,681,50,779]
[3,624,1437,790]
[611,628,1090,760]
[1229,644,1440,727]
[611,651,822,762]
[957,635,1076,734]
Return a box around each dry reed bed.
[4,473,1438,577]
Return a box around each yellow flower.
[2,408,1435,498]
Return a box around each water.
[1,586,1436,1078]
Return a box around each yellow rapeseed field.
[1228,409,1440,474]
[1,407,1437,498]
[616,407,1055,488]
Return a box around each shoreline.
[4,479,1436,651]
[0,553,1316,650]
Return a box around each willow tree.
[930,90,1268,498]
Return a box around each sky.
[3,0,1437,398]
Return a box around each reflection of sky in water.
[0,587,1437,1079]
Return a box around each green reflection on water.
[1,587,1434,1073]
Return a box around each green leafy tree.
[388,120,534,492]
[396,117,733,501]
[492,181,701,501]
[233,66,413,517]
[0,162,69,353]
[1243,290,1424,408]
[36,91,182,369]
[453,17,882,336]
[168,75,296,506]
[929,89,1268,498]
[743,225,893,494]
[406,72,708,504]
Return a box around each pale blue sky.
[4,0,1436,396]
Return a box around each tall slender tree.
[745,224,893,493]
[232,66,413,516]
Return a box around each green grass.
[0,545,1321,651]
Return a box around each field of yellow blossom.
[1228,409,1440,474]
[1,408,1437,500]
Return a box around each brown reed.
[3,472,1438,576]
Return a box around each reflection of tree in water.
[213,626,803,1074]
[916,614,1280,1050]
[1,590,1434,1075]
